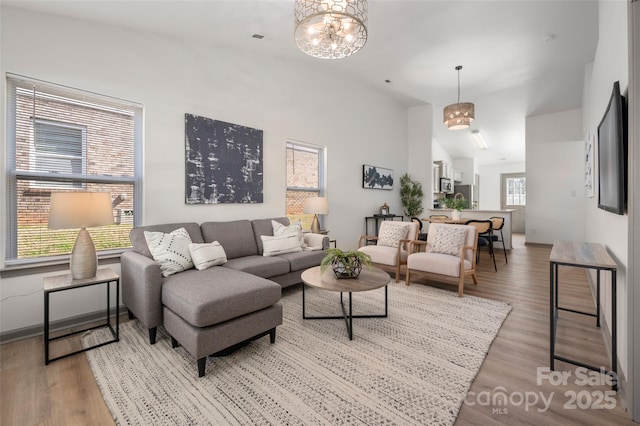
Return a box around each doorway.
[501,173,525,233]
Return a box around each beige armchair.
[405,223,478,297]
[357,220,419,283]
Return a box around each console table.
[549,241,617,389]
[364,215,403,237]
[44,268,120,364]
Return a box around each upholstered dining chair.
[489,216,508,264]
[405,223,478,297]
[357,220,419,283]
[464,219,497,271]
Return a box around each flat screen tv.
[597,81,627,215]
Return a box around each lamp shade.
[443,102,475,130]
[48,192,113,230]
[303,197,329,215]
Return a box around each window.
[286,141,325,230]
[32,119,85,189]
[504,175,526,206]
[5,75,142,264]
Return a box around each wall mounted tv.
[597,81,627,215]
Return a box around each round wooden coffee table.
[301,266,391,340]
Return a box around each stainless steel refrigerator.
[453,184,478,208]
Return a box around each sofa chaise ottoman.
[121,217,328,376]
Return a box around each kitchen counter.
[424,209,513,250]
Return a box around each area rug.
[84,283,511,425]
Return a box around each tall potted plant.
[400,173,424,218]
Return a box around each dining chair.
[411,217,427,241]
[464,219,497,271]
[489,216,508,264]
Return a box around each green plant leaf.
[400,173,424,217]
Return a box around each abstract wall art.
[362,164,394,190]
[585,131,594,198]
[185,113,263,204]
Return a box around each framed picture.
[185,113,263,204]
[585,131,594,198]
[363,165,394,190]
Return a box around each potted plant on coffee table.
[320,248,372,279]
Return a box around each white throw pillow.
[261,235,303,256]
[377,222,410,248]
[189,241,227,270]
[144,228,194,277]
[430,226,468,256]
[272,219,305,248]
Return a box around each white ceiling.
[5,0,599,166]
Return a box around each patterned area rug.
[84,283,511,425]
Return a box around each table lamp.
[48,192,113,280]
[303,196,328,234]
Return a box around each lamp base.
[311,214,321,234]
[70,228,98,280]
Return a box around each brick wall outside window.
[286,144,323,230]
[12,89,135,259]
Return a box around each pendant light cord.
[456,66,462,106]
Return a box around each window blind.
[5,74,143,265]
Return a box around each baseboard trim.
[524,242,553,248]
[0,305,127,344]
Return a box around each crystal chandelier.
[443,65,475,130]
[294,0,368,60]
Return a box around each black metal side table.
[364,215,403,237]
[44,268,120,364]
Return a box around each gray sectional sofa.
[121,217,328,377]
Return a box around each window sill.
[1,249,130,278]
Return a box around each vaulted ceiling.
[5,0,599,165]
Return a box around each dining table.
[422,217,470,224]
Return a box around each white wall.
[0,6,410,334]
[408,105,434,213]
[432,138,453,164]
[582,0,629,381]
[452,158,475,185]
[525,109,585,244]
[477,161,525,210]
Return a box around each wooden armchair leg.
[458,275,464,297]
[405,269,411,286]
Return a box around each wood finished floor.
[0,235,635,425]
